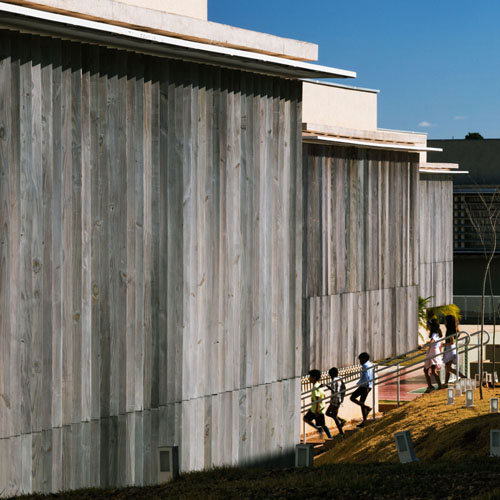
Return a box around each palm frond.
[426,304,462,322]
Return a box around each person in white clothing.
[421,318,443,393]
[443,314,465,387]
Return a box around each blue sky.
[209,1,500,139]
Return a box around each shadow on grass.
[15,458,500,500]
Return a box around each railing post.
[463,335,468,379]
[372,365,376,420]
[397,363,400,408]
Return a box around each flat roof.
[303,134,441,153]
[0,2,356,80]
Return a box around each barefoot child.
[303,369,332,439]
[326,367,347,436]
[350,352,373,428]
[422,318,443,392]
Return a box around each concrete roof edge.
[303,134,440,153]
[422,163,460,170]
[0,0,318,61]
[302,123,428,145]
[420,169,469,175]
[303,79,379,94]
[377,127,429,137]
[0,2,355,79]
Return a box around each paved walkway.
[377,362,429,401]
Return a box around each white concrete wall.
[302,81,378,131]
[116,0,206,19]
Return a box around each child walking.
[443,314,465,386]
[303,369,332,439]
[422,318,443,393]
[326,367,347,436]
[350,352,373,428]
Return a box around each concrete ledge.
[2,0,319,61]
[420,163,469,175]
[303,122,428,146]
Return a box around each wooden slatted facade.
[302,144,420,370]
[419,174,453,306]
[0,29,303,495]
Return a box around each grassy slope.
[317,387,500,465]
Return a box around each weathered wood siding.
[0,29,302,495]
[302,144,420,370]
[419,174,453,306]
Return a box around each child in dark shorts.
[350,352,374,428]
[326,367,347,436]
[304,369,332,439]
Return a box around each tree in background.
[465,132,484,140]
[464,187,500,399]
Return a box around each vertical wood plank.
[71,42,83,426]
[80,44,92,425]
[0,31,11,441]
[61,40,73,427]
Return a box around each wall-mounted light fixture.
[158,446,179,484]
[295,444,315,467]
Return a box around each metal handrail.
[301,330,472,401]
[300,330,490,443]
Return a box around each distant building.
[428,139,500,322]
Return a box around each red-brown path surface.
[377,362,429,401]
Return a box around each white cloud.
[418,121,435,128]
[454,115,466,120]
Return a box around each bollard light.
[295,444,315,467]
[465,389,474,407]
[447,388,455,405]
[491,398,499,413]
[475,374,480,388]
[455,384,462,397]
[158,446,179,484]
[491,430,500,457]
[394,431,418,464]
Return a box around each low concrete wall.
[302,81,378,131]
